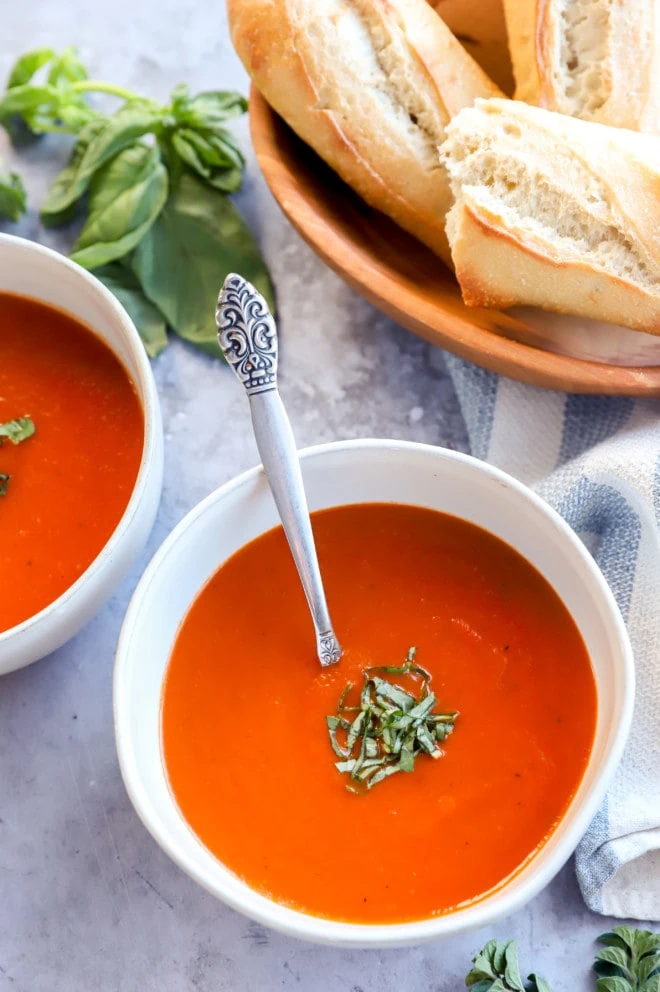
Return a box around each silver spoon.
[216,273,342,668]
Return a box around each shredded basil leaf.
[0,417,35,445]
[325,647,459,793]
[0,417,35,498]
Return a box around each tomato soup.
[162,504,597,924]
[0,293,143,633]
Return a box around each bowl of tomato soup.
[114,440,633,946]
[0,234,163,674]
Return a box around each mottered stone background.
[0,2,625,989]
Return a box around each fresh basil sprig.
[0,47,274,357]
[466,940,552,992]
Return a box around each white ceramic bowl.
[0,234,163,675]
[114,440,633,947]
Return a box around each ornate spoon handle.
[216,273,341,667]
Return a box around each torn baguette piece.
[440,99,660,334]
[228,0,502,264]
[503,0,660,132]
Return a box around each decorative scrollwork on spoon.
[215,273,277,395]
[317,632,343,668]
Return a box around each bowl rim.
[0,233,161,655]
[114,438,635,947]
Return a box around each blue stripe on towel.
[559,396,634,466]
[654,453,660,524]
[557,478,641,621]
[576,801,619,913]
[443,356,498,460]
[559,479,641,911]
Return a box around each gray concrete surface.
[0,4,631,988]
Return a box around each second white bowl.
[0,234,164,675]
[114,439,633,947]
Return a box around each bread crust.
[449,202,660,333]
[442,98,660,335]
[228,0,501,264]
[503,0,660,132]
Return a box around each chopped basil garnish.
[0,417,35,445]
[326,647,458,792]
[0,416,35,496]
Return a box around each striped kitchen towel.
[445,355,660,922]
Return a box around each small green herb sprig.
[465,927,660,992]
[594,926,660,991]
[327,647,458,791]
[466,940,552,992]
[0,417,35,496]
[0,47,273,358]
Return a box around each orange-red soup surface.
[162,504,597,924]
[0,293,143,633]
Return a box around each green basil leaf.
[78,100,161,169]
[0,168,26,222]
[171,131,210,178]
[206,167,243,194]
[41,116,108,226]
[92,263,168,358]
[0,47,94,141]
[1,49,57,142]
[642,977,660,992]
[6,48,55,88]
[171,129,244,193]
[0,80,94,136]
[71,143,168,269]
[169,83,190,116]
[0,83,56,118]
[181,129,225,166]
[47,47,87,86]
[41,103,162,217]
[188,91,248,124]
[132,171,274,356]
[31,100,96,135]
[206,130,244,169]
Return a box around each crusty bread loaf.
[228,0,502,264]
[503,0,660,132]
[440,98,660,334]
